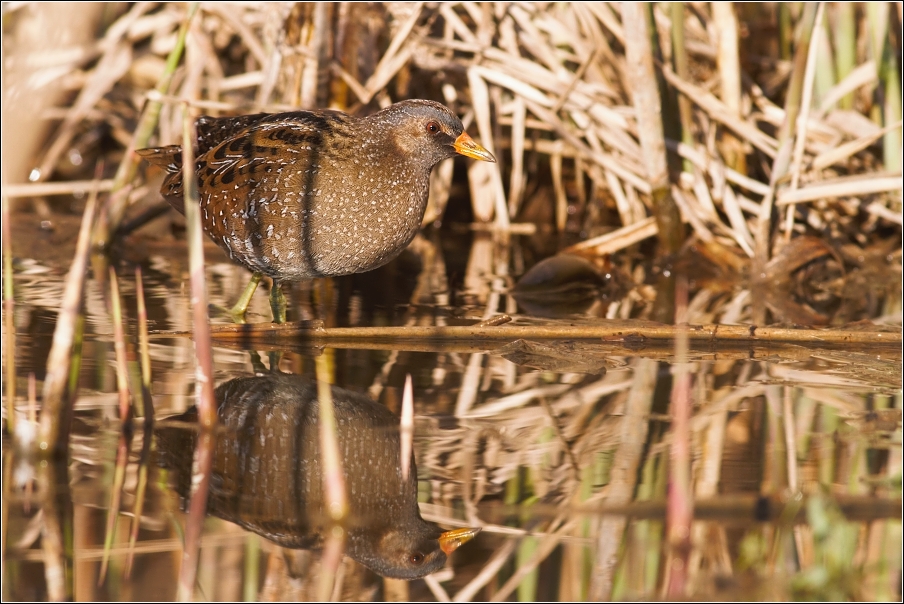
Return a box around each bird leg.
[269,281,287,324]
[224,272,263,324]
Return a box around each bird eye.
[425,121,440,134]
[409,553,424,564]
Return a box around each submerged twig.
[202,320,901,347]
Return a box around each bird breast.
[198,138,431,281]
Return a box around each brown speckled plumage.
[138,100,494,283]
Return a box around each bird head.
[375,99,496,168]
[349,524,481,580]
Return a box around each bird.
[155,372,481,580]
[137,100,496,323]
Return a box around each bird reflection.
[155,373,479,580]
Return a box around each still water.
[3,219,902,601]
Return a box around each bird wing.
[138,111,353,215]
[135,145,186,212]
[135,145,182,173]
[194,117,341,210]
[195,113,270,154]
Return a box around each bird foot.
[208,303,251,324]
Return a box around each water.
[3,219,902,601]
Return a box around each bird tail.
[135,145,183,174]
[135,146,187,214]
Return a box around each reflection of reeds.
[5,3,901,330]
[3,193,15,435]
[314,353,348,601]
[35,178,98,454]
[109,268,132,423]
[6,3,899,267]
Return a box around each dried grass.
[5,3,898,326]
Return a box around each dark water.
[3,217,902,602]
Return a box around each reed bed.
[7,4,901,265]
[5,2,901,326]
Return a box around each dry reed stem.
[125,428,152,578]
[177,91,218,601]
[688,389,729,588]
[3,180,116,198]
[784,3,827,239]
[507,96,527,216]
[209,5,268,67]
[8,6,902,597]
[721,185,755,256]
[775,174,904,205]
[623,4,668,193]
[666,277,692,598]
[97,267,135,583]
[177,429,215,601]
[662,65,779,156]
[125,267,155,577]
[713,3,745,173]
[578,493,902,522]
[186,336,899,377]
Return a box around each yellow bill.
[452,132,496,162]
[438,526,482,555]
